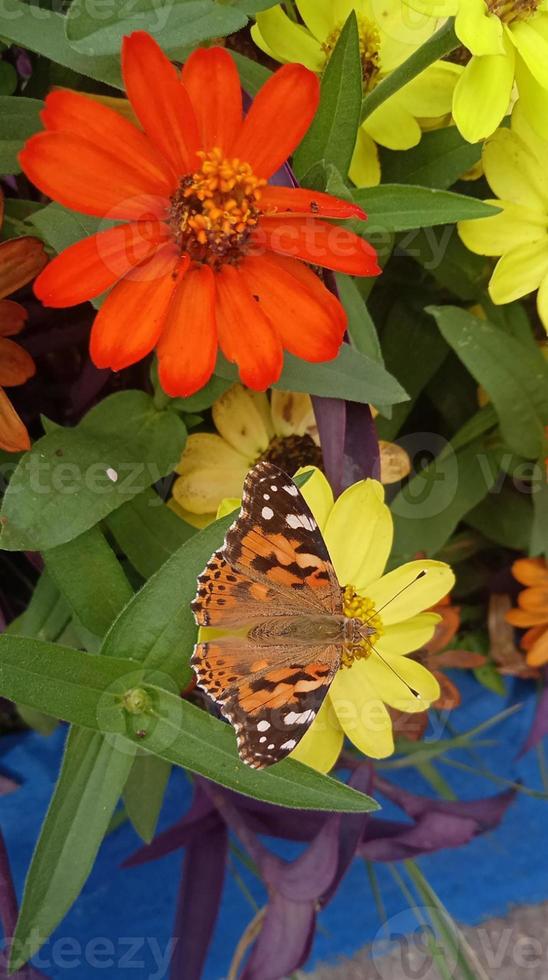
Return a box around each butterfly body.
[191,462,370,769]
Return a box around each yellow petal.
[355,652,440,713]
[401,0,457,13]
[453,50,514,143]
[296,0,335,40]
[376,612,441,655]
[330,667,395,758]
[537,273,548,332]
[212,384,270,459]
[349,126,381,188]
[270,389,318,440]
[364,97,421,150]
[289,696,344,772]
[376,0,438,72]
[510,17,548,89]
[365,559,455,626]
[455,0,504,55]
[173,434,249,514]
[250,22,279,61]
[216,496,241,519]
[515,57,548,141]
[324,479,393,589]
[252,7,324,70]
[482,126,548,211]
[298,465,334,533]
[488,238,548,304]
[459,200,547,257]
[379,440,411,484]
[396,62,461,117]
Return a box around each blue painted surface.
[0,672,546,979]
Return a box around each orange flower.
[20,34,380,397]
[506,558,548,668]
[0,192,47,452]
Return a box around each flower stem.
[360,18,458,123]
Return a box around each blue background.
[1,672,546,979]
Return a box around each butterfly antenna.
[370,644,422,700]
[361,570,427,626]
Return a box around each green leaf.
[10,727,135,972]
[376,303,448,441]
[2,198,43,240]
[106,489,195,580]
[380,125,482,190]
[231,50,271,96]
[391,439,501,560]
[65,0,247,56]
[293,11,362,184]
[215,344,408,406]
[0,391,186,551]
[30,203,103,254]
[398,225,490,302]
[353,184,499,232]
[429,305,548,459]
[466,485,532,551]
[170,375,232,413]
[0,95,43,173]
[123,754,171,844]
[335,273,383,364]
[531,467,548,560]
[6,571,69,642]
[0,635,379,814]
[44,527,134,637]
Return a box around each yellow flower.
[406,0,548,142]
[458,106,548,329]
[286,468,454,771]
[171,383,412,525]
[251,0,460,186]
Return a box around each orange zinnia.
[506,558,548,667]
[20,33,379,397]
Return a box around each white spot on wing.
[284,484,298,496]
[257,719,270,732]
[261,506,274,520]
[270,484,278,491]
[285,709,315,726]
[259,736,267,743]
[263,493,270,501]
[280,738,297,750]
[267,743,275,750]
[286,513,317,531]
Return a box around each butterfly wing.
[224,461,341,615]
[192,634,340,768]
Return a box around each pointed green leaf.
[353,184,499,232]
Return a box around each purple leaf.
[519,666,548,756]
[123,784,216,867]
[0,834,49,979]
[343,402,380,485]
[311,396,346,496]
[169,819,228,980]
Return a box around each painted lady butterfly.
[191,461,376,769]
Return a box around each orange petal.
[20,132,169,221]
[157,264,217,397]
[261,186,365,220]
[0,237,47,300]
[89,244,181,371]
[0,338,35,386]
[521,624,548,651]
[0,387,30,452]
[215,264,283,390]
[517,586,548,614]
[525,627,548,667]
[505,607,548,627]
[231,63,319,179]
[256,216,381,276]
[34,221,169,308]
[122,32,200,176]
[0,300,27,336]
[239,252,345,362]
[512,557,548,586]
[181,47,242,155]
[40,89,176,192]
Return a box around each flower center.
[261,433,323,472]
[341,585,383,668]
[485,0,539,22]
[322,17,381,90]
[168,147,266,268]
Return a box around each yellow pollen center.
[341,585,383,668]
[168,147,266,267]
[322,17,381,90]
[485,0,539,21]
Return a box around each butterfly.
[191,461,375,769]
